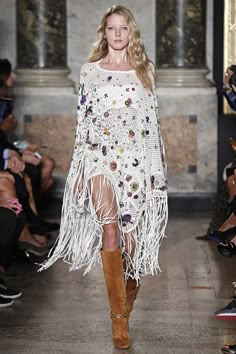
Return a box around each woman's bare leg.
[23,173,37,214]
[90,175,120,250]
[40,156,55,192]
[33,234,48,246]
[19,226,47,247]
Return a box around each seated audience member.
[223,66,236,111]
[215,282,236,321]
[221,345,236,354]
[0,172,23,308]
[0,143,57,245]
[0,171,48,309]
[0,89,59,232]
[211,67,236,254]
[212,68,236,354]
[0,157,49,252]
[0,58,55,196]
[203,68,236,249]
[215,282,236,354]
[207,156,236,248]
[0,93,42,204]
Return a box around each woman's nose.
[115,29,121,36]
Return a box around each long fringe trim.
[39,155,168,282]
[122,195,168,281]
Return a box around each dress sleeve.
[74,65,94,155]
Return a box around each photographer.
[223,66,236,111]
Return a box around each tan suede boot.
[126,278,140,314]
[100,248,130,349]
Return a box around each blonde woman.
[41,5,168,349]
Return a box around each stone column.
[156,0,211,87]
[15,0,73,87]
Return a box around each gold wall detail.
[24,114,76,173]
[25,114,197,175]
[160,115,197,173]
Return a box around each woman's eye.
[122,26,128,30]
[107,26,114,30]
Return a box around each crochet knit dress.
[41,61,168,281]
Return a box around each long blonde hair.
[89,5,155,92]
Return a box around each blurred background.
[0,0,232,211]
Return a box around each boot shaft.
[100,248,130,349]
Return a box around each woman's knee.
[41,155,55,170]
[102,223,120,250]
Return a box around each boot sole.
[114,344,130,349]
[25,249,48,257]
[222,349,236,354]
[0,292,22,300]
[215,314,236,320]
[0,300,14,308]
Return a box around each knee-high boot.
[122,257,140,314]
[100,248,130,349]
[126,278,140,314]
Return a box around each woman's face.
[6,72,14,87]
[104,14,129,51]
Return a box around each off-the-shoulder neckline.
[95,60,135,73]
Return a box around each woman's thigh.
[90,174,118,224]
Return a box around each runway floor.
[0,208,236,354]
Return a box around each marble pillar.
[156,0,211,87]
[155,0,217,197]
[15,0,73,87]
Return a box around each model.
[40,5,168,349]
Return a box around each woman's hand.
[7,150,25,175]
[0,197,22,215]
[21,150,41,166]
[26,142,39,152]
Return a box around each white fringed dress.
[40,61,168,281]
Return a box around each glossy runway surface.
[0,211,236,354]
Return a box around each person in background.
[0,60,59,236]
[0,58,55,194]
[0,147,49,256]
[0,171,23,308]
[223,66,236,111]
[0,169,47,309]
[212,66,236,354]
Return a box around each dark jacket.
[0,96,13,122]
[0,145,6,170]
[224,89,236,111]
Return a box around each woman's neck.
[100,49,133,70]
